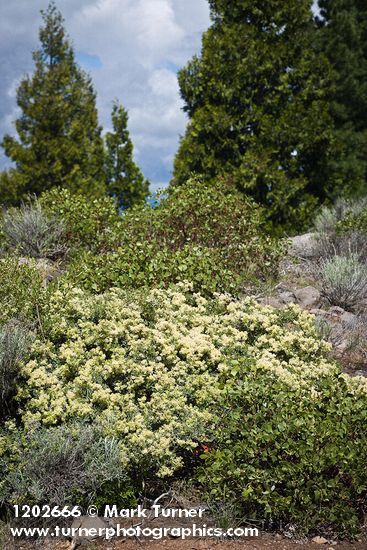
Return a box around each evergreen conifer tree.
[317,0,367,197]
[1,2,106,200]
[105,101,149,209]
[173,0,337,228]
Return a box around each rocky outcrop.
[289,233,318,259]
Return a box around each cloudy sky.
[0,0,210,191]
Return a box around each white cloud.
[0,0,210,186]
[148,68,179,98]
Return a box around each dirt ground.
[5,534,367,550]
[0,502,367,550]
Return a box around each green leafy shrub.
[0,322,33,422]
[0,258,45,327]
[199,366,367,537]
[65,178,283,295]
[337,205,367,234]
[15,285,221,479]
[121,178,282,280]
[1,199,67,259]
[0,423,131,509]
[314,198,366,235]
[320,254,367,311]
[66,243,240,295]
[39,188,122,253]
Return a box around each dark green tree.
[0,170,25,206]
[104,101,149,209]
[317,0,367,197]
[173,0,338,229]
[1,2,106,201]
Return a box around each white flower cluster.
[18,284,367,476]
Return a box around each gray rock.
[340,311,357,326]
[310,308,328,317]
[328,306,346,316]
[294,286,321,309]
[289,233,318,258]
[279,291,297,304]
[69,516,112,549]
[258,296,284,308]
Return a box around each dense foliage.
[39,188,122,253]
[201,347,367,536]
[0,258,45,328]
[337,204,367,234]
[64,178,282,295]
[173,0,337,229]
[317,0,367,197]
[105,101,149,209]
[0,287,366,535]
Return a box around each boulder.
[289,233,318,258]
[340,311,357,326]
[69,516,111,549]
[278,291,297,304]
[258,296,284,309]
[294,286,321,309]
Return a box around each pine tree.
[1,2,106,201]
[173,0,337,229]
[105,101,149,209]
[0,170,24,206]
[317,0,367,197]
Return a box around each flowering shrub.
[2,285,366,534]
[16,287,334,474]
[18,285,223,478]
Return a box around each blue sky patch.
[75,52,103,70]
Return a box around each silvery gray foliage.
[0,320,33,419]
[2,198,68,259]
[314,197,367,261]
[320,254,367,311]
[0,423,125,508]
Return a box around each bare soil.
[5,534,367,550]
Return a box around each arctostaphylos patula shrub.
[336,202,367,242]
[65,243,241,295]
[39,187,122,254]
[64,177,283,295]
[0,285,366,535]
[199,365,367,538]
[0,257,45,327]
[195,304,367,538]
